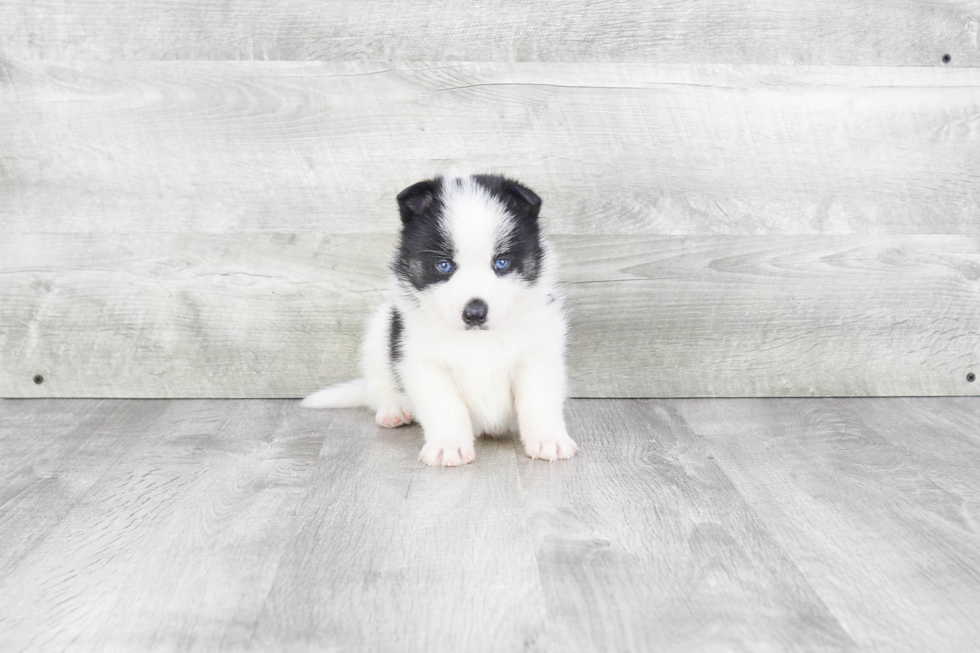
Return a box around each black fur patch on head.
[396,180,438,224]
[472,174,544,284]
[392,177,455,291]
[392,174,546,289]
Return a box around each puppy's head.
[393,173,544,332]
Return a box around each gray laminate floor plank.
[2,398,979,652]
[0,399,170,578]
[248,408,546,653]
[836,397,980,532]
[521,400,855,653]
[0,400,324,652]
[678,398,980,653]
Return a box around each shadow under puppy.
[303,173,577,466]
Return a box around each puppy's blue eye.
[493,258,510,271]
[435,260,453,273]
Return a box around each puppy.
[302,173,577,466]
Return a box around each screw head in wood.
[942,54,951,63]
[33,374,44,384]
[968,373,976,382]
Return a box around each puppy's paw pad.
[375,406,414,428]
[419,442,475,467]
[524,434,578,461]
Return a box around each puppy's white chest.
[448,348,517,436]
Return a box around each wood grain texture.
[0,399,324,652]
[518,399,856,652]
[4,398,980,651]
[1,233,977,398]
[680,398,980,653]
[3,61,980,236]
[563,235,980,398]
[1,0,978,65]
[0,399,170,574]
[0,233,381,398]
[250,408,546,652]
[833,397,980,535]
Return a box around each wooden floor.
[1,398,979,652]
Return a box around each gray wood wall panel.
[563,235,980,398]
[3,62,979,236]
[2,234,977,398]
[3,32,979,398]
[1,0,977,65]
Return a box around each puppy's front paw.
[375,405,414,428]
[419,441,475,467]
[523,432,578,461]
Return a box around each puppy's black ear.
[499,179,542,220]
[396,180,437,223]
[505,180,541,216]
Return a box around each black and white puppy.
[302,173,577,466]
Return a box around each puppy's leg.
[369,362,413,428]
[361,304,414,428]
[403,363,475,467]
[515,355,578,461]
[374,400,414,428]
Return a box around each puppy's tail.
[300,379,367,409]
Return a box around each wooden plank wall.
[1,2,978,398]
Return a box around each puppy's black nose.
[462,298,488,326]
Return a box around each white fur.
[304,174,577,466]
[300,379,366,408]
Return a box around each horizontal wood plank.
[2,62,979,236]
[563,235,980,396]
[1,234,976,398]
[1,0,977,65]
